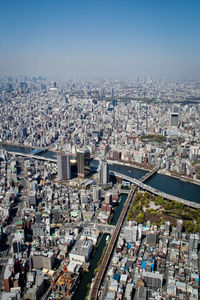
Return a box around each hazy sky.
[0,0,200,79]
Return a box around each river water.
[72,194,127,300]
[2,143,200,299]
[1,143,200,203]
[72,234,107,300]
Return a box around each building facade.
[77,149,90,178]
[57,153,71,180]
[98,159,109,184]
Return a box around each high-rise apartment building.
[93,186,102,202]
[170,113,179,127]
[176,219,183,237]
[143,271,163,288]
[57,153,71,180]
[124,225,138,243]
[98,159,109,184]
[146,232,157,246]
[77,149,90,178]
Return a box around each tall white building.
[176,219,183,237]
[98,159,109,184]
[124,225,138,243]
[93,186,102,202]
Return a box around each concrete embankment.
[93,156,150,171]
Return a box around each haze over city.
[0,0,200,79]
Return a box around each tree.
[144,192,153,200]
[173,201,184,210]
[132,204,140,212]
[194,223,200,233]
[149,210,158,216]
[137,212,145,224]
[163,201,173,210]
[155,196,164,205]
[185,220,194,233]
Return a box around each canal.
[72,194,127,300]
[72,234,107,300]
[2,143,200,298]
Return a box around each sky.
[0,0,200,79]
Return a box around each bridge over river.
[111,171,200,209]
[6,147,200,209]
[90,168,200,299]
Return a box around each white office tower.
[98,159,109,184]
[176,219,183,237]
[57,153,71,180]
[124,224,138,243]
[93,186,102,202]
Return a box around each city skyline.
[0,0,200,80]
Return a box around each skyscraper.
[176,219,183,237]
[111,88,115,98]
[170,113,179,127]
[77,149,90,178]
[57,153,71,180]
[98,159,109,184]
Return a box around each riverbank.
[0,141,37,149]
[93,156,150,171]
[2,142,200,203]
[0,141,61,154]
[158,169,200,187]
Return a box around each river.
[1,143,200,203]
[2,143,200,299]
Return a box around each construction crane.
[51,263,73,300]
[51,272,61,293]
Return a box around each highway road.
[111,171,200,209]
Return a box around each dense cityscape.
[0,77,199,300]
[1,0,200,299]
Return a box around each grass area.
[127,191,200,233]
[140,134,167,143]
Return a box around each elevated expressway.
[90,167,200,299]
[111,170,200,209]
[90,188,136,300]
